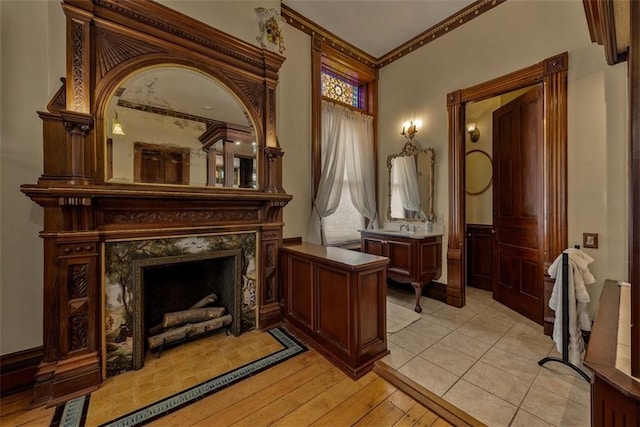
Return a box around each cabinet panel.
[317,265,349,352]
[362,237,385,256]
[287,255,313,329]
[281,243,388,379]
[359,271,382,347]
[387,240,412,277]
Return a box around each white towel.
[548,248,596,366]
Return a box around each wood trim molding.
[0,347,43,396]
[583,0,629,65]
[629,0,639,377]
[283,0,507,69]
[281,4,377,68]
[447,52,568,322]
[377,0,507,67]
[373,362,485,427]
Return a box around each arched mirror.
[387,141,435,222]
[466,149,493,195]
[105,66,257,189]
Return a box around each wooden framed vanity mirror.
[21,0,291,407]
[387,140,435,222]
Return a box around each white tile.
[510,409,554,427]
[381,342,416,369]
[462,361,531,406]
[439,330,493,359]
[387,327,436,355]
[535,365,591,406]
[480,347,541,383]
[494,333,554,362]
[520,383,590,426]
[443,379,517,426]
[455,321,505,345]
[405,317,453,341]
[398,357,459,397]
[419,342,477,376]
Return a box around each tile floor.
[384,286,591,427]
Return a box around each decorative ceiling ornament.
[255,7,285,54]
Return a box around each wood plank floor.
[0,349,452,427]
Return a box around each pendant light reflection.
[112,110,125,136]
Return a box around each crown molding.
[281,4,377,68]
[282,0,507,69]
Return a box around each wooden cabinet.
[280,243,389,379]
[361,231,442,313]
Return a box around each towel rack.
[538,252,590,382]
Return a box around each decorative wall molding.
[283,0,507,69]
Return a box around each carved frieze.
[102,209,259,224]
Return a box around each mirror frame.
[465,149,493,196]
[56,0,285,192]
[387,140,435,222]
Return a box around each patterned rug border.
[50,327,307,427]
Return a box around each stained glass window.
[321,71,361,108]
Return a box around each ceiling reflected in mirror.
[106,66,258,189]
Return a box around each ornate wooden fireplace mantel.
[21,0,291,407]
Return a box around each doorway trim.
[446,52,568,332]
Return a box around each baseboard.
[0,346,42,397]
[373,361,486,427]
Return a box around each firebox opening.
[132,250,242,370]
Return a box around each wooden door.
[466,224,493,291]
[492,86,544,323]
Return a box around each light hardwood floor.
[1,348,454,427]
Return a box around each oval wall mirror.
[105,66,257,188]
[466,149,493,195]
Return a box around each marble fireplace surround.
[20,0,291,407]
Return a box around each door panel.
[493,86,544,324]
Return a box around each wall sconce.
[401,120,419,140]
[467,122,480,143]
[112,110,125,136]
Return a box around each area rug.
[387,301,421,333]
[50,328,306,427]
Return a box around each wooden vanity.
[280,243,389,379]
[361,229,442,313]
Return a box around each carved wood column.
[265,147,285,193]
[446,90,465,307]
[542,52,569,335]
[61,110,93,184]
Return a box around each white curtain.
[307,101,378,245]
[394,155,421,214]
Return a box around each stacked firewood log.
[147,293,232,349]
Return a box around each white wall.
[1,0,65,355]
[278,24,312,239]
[378,0,629,307]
